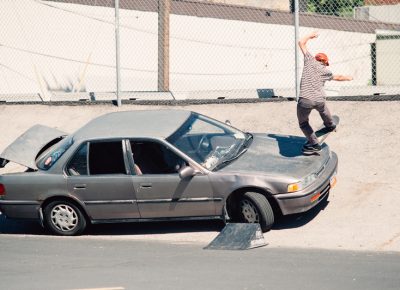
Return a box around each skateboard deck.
[315,115,340,144]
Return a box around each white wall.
[0,0,376,97]
[199,0,290,11]
[355,4,400,24]
[377,37,400,85]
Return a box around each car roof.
[72,109,192,141]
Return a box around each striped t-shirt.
[300,52,333,101]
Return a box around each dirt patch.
[1,101,400,252]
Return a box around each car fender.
[209,173,279,215]
[39,193,92,222]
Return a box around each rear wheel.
[238,192,274,232]
[43,200,87,236]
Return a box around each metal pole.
[294,0,300,102]
[115,0,121,106]
[158,0,170,92]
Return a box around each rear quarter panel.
[0,171,68,218]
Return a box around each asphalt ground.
[0,235,400,290]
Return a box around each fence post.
[294,0,300,102]
[115,0,121,106]
[158,0,170,92]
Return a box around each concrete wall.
[355,4,400,24]
[376,36,400,85]
[199,0,290,11]
[0,0,375,98]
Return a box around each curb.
[0,95,399,106]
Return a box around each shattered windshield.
[167,113,249,170]
[36,136,73,170]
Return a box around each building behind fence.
[0,0,399,102]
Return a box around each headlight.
[287,174,317,192]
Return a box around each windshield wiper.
[237,132,253,153]
[211,133,252,171]
[244,132,253,147]
[213,146,248,171]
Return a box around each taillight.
[0,183,5,196]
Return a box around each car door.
[128,139,217,218]
[66,140,140,220]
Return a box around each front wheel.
[43,200,87,236]
[238,192,274,232]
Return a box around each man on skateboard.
[297,32,353,153]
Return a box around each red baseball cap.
[315,53,329,66]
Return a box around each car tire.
[43,200,87,236]
[238,192,274,232]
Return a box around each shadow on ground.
[87,220,225,236]
[273,195,329,230]
[0,214,225,236]
[0,214,45,235]
[0,197,328,236]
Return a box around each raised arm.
[298,32,319,55]
[332,75,353,81]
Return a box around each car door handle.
[140,183,152,188]
[74,184,87,189]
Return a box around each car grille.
[318,182,330,202]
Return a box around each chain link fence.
[297,0,400,98]
[0,0,399,103]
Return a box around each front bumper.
[274,152,338,215]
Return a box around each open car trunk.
[0,124,67,170]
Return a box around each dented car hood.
[219,133,331,180]
[0,124,66,170]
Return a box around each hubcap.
[50,204,78,232]
[240,199,259,223]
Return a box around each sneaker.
[302,143,322,152]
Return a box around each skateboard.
[315,115,340,144]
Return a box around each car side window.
[37,136,74,170]
[67,143,88,176]
[130,140,187,175]
[89,141,127,175]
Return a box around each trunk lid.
[0,124,67,170]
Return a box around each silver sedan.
[0,110,337,235]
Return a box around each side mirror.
[225,120,231,126]
[179,166,197,179]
